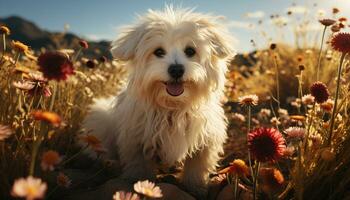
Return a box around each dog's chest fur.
[114,92,211,166]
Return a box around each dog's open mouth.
[165,81,184,97]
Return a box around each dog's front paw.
[182,181,208,200]
[120,165,156,182]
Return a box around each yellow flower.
[0,25,10,35]
[12,176,47,200]
[12,40,29,53]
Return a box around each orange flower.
[320,99,334,113]
[80,135,105,153]
[218,159,249,177]
[289,115,306,122]
[31,110,62,127]
[41,150,62,171]
[338,17,347,22]
[260,168,284,194]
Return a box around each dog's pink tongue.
[166,82,184,96]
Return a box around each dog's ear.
[197,17,236,59]
[110,24,147,61]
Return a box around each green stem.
[297,142,303,200]
[1,34,5,58]
[273,56,280,109]
[29,124,46,176]
[328,52,346,145]
[253,162,261,200]
[48,82,57,111]
[72,47,82,62]
[304,102,316,152]
[46,185,59,199]
[234,175,239,200]
[298,70,303,114]
[14,52,20,66]
[247,106,254,180]
[60,145,88,166]
[316,26,327,81]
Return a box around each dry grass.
[1,5,350,200]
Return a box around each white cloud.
[227,20,254,30]
[84,34,111,41]
[244,11,265,19]
[296,23,323,33]
[286,6,309,14]
[270,16,289,26]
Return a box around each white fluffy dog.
[83,6,235,197]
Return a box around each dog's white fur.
[83,6,235,197]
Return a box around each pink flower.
[134,180,163,198]
[12,176,47,200]
[284,127,305,138]
[0,124,13,141]
[113,191,140,200]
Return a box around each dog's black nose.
[168,64,184,79]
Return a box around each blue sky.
[1,0,349,52]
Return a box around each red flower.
[99,56,107,63]
[331,32,350,54]
[310,82,330,103]
[85,60,97,68]
[79,40,89,49]
[38,52,74,81]
[248,127,286,162]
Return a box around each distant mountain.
[0,16,112,58]
[0,16,255,66]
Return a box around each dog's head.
[111,6,235,109]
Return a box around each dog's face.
[111,7,235,109]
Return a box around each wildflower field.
[1,4,350,200]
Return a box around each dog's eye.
[154,48,166,58]
[184,47,196,58]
